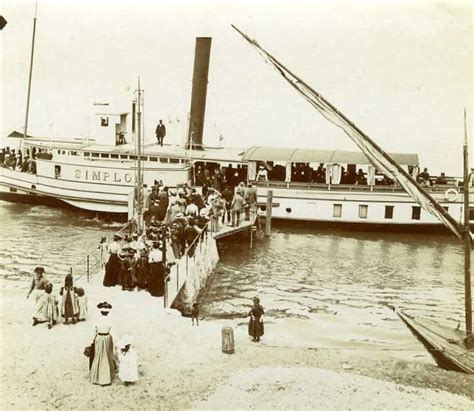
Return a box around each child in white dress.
[76,287,88,321]
[117,335,138,386]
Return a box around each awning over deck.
[242,146,419,166]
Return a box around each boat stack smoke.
[187,37,212,150]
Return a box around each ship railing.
[71,220,134,285]
[252,180,469,194]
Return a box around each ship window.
[412,206,421,220]
[62,150,66,155]
[120,155,128,159]
[70,151,77,156]
[141,156,148,161]
[160,158,169,163]
[384,205,394,219]
[10,187,17,193]
[129,155,137,160]
[443,206,449,212]
[84,152,90,157]
[91,152,100,158]
[150,157,158,162]
[100,153,110,158]
[470,208,474,220]
[333,204,342,218]
[169,158,180,164]
[57,150,61,155]
[111,154,119,159]
[358,205,368,219]
[54,165,61,178]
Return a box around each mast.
[136,78,144,233]
[23,0,38,140]
[463,108,472,348]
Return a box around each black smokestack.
[187,37,212,150]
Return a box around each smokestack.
[187,37,212,150]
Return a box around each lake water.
[0,201,469,360]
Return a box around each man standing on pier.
[155,120,166,146]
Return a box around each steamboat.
[1,15,472,230]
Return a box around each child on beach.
[33,283,59,329]
[60,273,79,324]
[117,336,138,386]
[76,287,88,321]
[191,302,199,326]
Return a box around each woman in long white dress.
[90,302,115,386]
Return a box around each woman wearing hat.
[148,241,164,297]
[27,266,48,302]
[90,302,115,386]
[103,234,122,287]
[248,297,265,342]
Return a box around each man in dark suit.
[155,120,166,146]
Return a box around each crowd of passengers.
[1,146,53,174]
[102,179,258,297]
[257,162,451,187]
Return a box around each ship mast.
[23,0,38,140]
[135,78,144,233]
[463,108,472,348]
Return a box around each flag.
[232,25,464,239]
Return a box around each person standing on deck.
[27,266,48,302]
[248,296,264,342]
[231,190,244,227]
[158,186,169,221]
[221,185,233,225]
[155,120,166,146]
[256,165,268,182]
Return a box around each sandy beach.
[1,273,473,410]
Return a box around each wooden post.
[86,255,90,283]
[463,108,472,348]
[265,190,272,237]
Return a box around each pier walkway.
[75,213,260,315]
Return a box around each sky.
[1,0,472,175]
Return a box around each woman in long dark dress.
[103,235,121,287]
[135,249,149,291]
[248,296,264,342]
[148,242,164,297]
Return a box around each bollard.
[221,326,235,354]
[265,190,273,237]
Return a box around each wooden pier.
[213,216,258,239]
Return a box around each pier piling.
[265,190,273,237]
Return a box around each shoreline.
[1,277,473,409]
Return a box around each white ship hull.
[254,183,470,228]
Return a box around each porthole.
[285,207,292,213]
[260,205,266,212]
